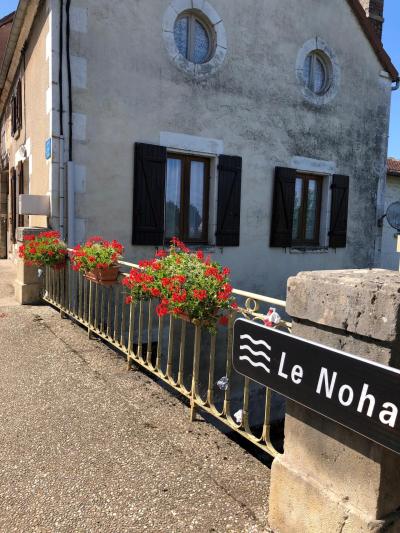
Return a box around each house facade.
[0,0,398,299]
[0,11,14,258]
[381,158,400,270]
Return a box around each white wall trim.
[72,113,87,142]
[71,55,87,89]
[70,7,88,33]
[160,131,224,155]
[291,156,336,175]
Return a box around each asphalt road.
[0,261,272,533]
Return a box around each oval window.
[304,51,332,95]
[174,12,213,64]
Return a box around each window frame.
[292,173,323,247]
[11,79,22,138]
[174,11,214,64]
[165,153,210,244]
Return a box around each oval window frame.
[296,38,340,106]
[163,0,227,78]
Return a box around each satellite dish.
[386,201,400,231]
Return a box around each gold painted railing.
[43,259,290,458]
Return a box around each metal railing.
[43,258,290,458]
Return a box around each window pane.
[292,178,303,240]
[188,161,205,239]
[304,53,326,94]
[312,56,326,94]
[304,54,312,89]
[192,19,210,64]
[305,179,318,240]
[166,159,182,238]
[174,16,189,58]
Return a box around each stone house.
[381,157,400,270]
[0,10,14,258]
[0,0,398,299]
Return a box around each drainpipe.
[66,0,75,246]
[58,0,65,239]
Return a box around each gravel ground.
[0,262,272,533]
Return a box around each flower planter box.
[85,265,120,285]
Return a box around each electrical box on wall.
[19,194,50,216]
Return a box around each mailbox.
[19,194,50,216]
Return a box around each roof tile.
[388,158,400,175]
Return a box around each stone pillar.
[14,227,46,305]
[269,269,400,533]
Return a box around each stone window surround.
[162,0,227,78]
[296,38,340,106]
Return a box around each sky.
[0,0,399,157]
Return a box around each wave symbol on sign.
[239,334,271,374]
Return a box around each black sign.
[233,318,400,455]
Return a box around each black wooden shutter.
[11,96,16,137]
[17,161,24,227]
[132,143,167,246]
[16,80,22,130]
[10,169,16,243]
[270,167,296,247]
[216,155,242,247]
[329,175,349,248]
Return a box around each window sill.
[289,246,329,254]
[156,244,218,253]
[185,244,217,253]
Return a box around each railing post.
[87,280,93,339]
[190,324,201,421]
[269,269,400,533]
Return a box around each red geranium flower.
[193,289,207,301]
[219,316,229,326]
[156,304,168,317]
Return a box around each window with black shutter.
[11,80,22,138]
[132,143,167,246]
[329,175,349,248]
[133,145,243,247]
[11,96,17,137]
[216,155,242,247]
[16,80,22,131]
[270,167,349,249]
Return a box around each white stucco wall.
[381,175,400,271]
[66,0,392,300]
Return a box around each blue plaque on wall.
[45,138,52,160]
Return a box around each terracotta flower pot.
[85,265,120,285]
